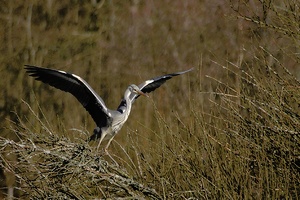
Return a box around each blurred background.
[1,0,298,141]
[0,0,299,199]
[0,0,239,143]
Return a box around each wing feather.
[129,68,193,102]
[25,65,111,128]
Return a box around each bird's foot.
[104,147,109,155]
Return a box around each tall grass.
[1,53,299,198]
[112,49,300,199]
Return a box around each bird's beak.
[137,90,149,97]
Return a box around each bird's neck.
[117,89,132,114]
[124,90,132,111]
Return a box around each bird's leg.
[103,135,119,166]
[104,135,116,153]
[96,132,106,151]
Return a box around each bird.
[25,65,193,152]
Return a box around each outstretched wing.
[25,65,111,128]
[130,68,193,102]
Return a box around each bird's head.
[129,84,149,97]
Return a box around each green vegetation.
[0,0,299,199]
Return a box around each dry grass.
[0,0,300,199]
[1,57,299,199]
[1,102,161,199]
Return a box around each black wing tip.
[24,65,43,73]
[25,65,61,76]
[24,65,43,77]
[24,65,54,71]
[24,64,40,69]
[162,67,194,78]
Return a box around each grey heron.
[25,65,193,151]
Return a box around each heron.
[25,65,193,152]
